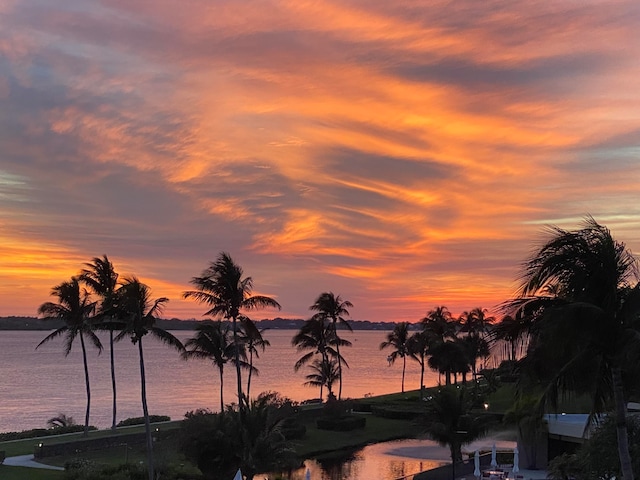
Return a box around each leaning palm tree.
[380,322,411,393]
[504,217,640,480]
[182,321,235,411]
[310,292,353,400]
[183,252,281,411]
[37,277,102,437]
[113,277,184,480]
[79,255,121,430]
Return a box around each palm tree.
[183,252,281,411]
[239,316,270,401]
[292,315,350,401]
[380,322,411,393]
[491,314,527,362]
[310,292,353,400]
[504,217,640,480]
[408,330,430,399]
[459,307,494,338]
[304,358,340,400]
[113,277,184,480]
[428,339,469,385]
[421,386,492,480]
[79,254,121,430]
[37,278,102,437]
[182,321,235,411]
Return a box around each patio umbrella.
[491,444,498,468]
[233,469,242,480]
[513,446,520,474]
[474,450,481,479]
[305,468,311,480]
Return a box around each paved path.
[4,454,65,470]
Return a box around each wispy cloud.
[1,0,639,321]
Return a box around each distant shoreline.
[0,316,407,331]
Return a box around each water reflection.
[268,439,447,480]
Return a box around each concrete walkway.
[4,454,65,470]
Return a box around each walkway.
[4,454,65,470]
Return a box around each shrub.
[316,415,366,431]
[280,417,306,440]
[0,425,96,442]
[116,415,170,427]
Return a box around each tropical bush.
[115,415,170,427]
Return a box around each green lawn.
[0,465,65,480]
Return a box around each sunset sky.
[1,1,639,322]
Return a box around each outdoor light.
[484,403,489,410]
[38,443,43,448]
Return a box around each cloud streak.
[1,0,639,321]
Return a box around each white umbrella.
[233,469,243,480]
[513,446,520,474]
[305,468,311,480]
[491,444,498,468]
[474,450,481,479]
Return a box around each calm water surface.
[0,329,439,433]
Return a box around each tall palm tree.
[408,330,430,399]
[310,292,353,400]
[505,217,640,480]
[458,307,494,338]
[113,277,184,480]
[182,321,235,411]
[239,316,270,401]
[79,254,121,430]
[37,278,102,437]
[380,322,411,393]
[428,339,469,385]
[184,253,281,411]
[491,314,527,362]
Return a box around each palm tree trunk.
[110,330,117,430]
[247,349,254,401]
[333,320,343,400]
[138,338,154,480]
[612,366,634,480]
[219,367,224,412]
[401,355,406,393]
[79,333,91,437]
[232,316,244,411]
[419,356,425,400]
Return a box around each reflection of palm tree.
[37,278,102,437]
[505,217,640,480]
[114,277,184,480]
[310,292,353,400]
[380,322,410,393]
[183,321,235,411]
[239,316,270,401]
[79,255,121,430]
[184,252,281,411]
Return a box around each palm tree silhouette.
[304,358,340,400]
[310,292,353,400]
[421,386,491,480]
[79,255,121,429]
[408,330,430,399]
[183,252,281,411]
[183,321,236,411]
[292,314,350,401]
[420,306,458,385]
[504,217,640,480]
[239,316,270,401]
[113,277,184,480]
[380,322,411,393]
[37,277,102,437]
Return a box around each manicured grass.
[295,414,423,457]
[0,465,65,480]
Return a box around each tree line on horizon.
[30,216,640,480]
